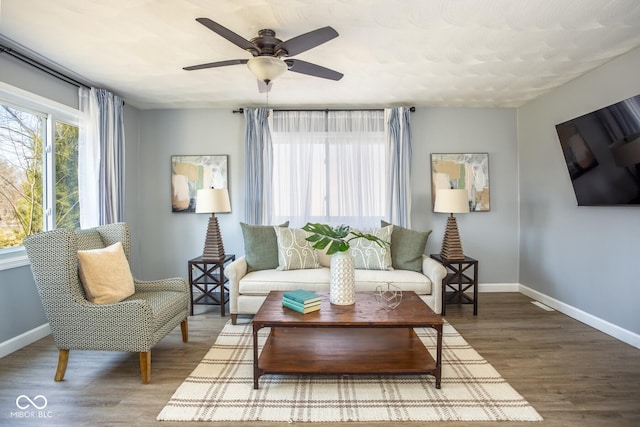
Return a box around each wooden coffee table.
[252,291,443,389]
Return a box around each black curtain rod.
[0,43,89,89]
[233,107,415,114]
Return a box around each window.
[0,84,80,252]
[270,110,385,228]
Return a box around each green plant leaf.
[302,222,389,255]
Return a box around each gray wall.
[137,109,246,280]
[135,107,520,286]
[518,47,640,335]
[411,108,519,283]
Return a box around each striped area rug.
[157,321,542,422]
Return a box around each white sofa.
[227,223,446,324]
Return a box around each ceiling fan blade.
[285,59,343,81]
[275,26,338,57]
[257,80,272,93]
[195,18,259,54]
[183,59,248,71]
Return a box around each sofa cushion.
[350,225,393,270]
[237,267,431,296]
[274,227,321,270]
[353,269,431,294]
[77,242,135,304]
[382,221,432,272]
[239,268,331,295]
[240,222,288,273]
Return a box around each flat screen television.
[555,93,640,206]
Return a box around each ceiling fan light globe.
[247,56,287,83]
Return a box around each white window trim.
[0,81,81,268]
[0,249,29,271]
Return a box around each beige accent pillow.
[77,242,135,304]
[273,227,321,271]
[350,225,393,270]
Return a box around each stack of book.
[282,289,322,314]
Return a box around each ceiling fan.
[184,18,343,92]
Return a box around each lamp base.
[440,214,465,260]
[202,213,225,261]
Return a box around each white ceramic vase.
[329,250,356,305]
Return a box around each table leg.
[441,278,447,316]
[473,262,478,315]
[253,323,260,389]
[435,323,443,389]
[219,265,226,317]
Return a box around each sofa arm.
[422,255,447,314]
[226,256,248,317]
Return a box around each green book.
[282,289,322,304]
[283,298,321,314]
[282,296,321,310]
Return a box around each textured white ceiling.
[1,0,640,109]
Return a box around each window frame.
[0,81,81,270]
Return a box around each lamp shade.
[195,188,231,214]
[434,189,470,214]
[247,56,288,83]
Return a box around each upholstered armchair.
[23,222,190,384]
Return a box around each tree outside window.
[0,103,79,249]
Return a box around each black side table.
[430,254,478,316]
[188,254,235,316]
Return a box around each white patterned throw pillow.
[273,227,321,271]
[350,225,393,270]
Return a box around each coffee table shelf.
[259,327,435,374]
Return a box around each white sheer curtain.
[78,87,100,227]
[271,110,385,229]
[78,87,125,227]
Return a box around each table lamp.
[195,188,231,261]
[434,188,470,260]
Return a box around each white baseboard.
[479,283,520,292]
[519,284,640,349]
[0,323,50,358]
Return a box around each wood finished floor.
[1,292,639,427]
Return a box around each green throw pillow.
[240,222,288,272]
[381,220,432,272]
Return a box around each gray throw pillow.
[273,227,320,270]
[381,220,432,272]
[240,222,288,272]
[350,225,393,270]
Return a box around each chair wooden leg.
[231,313,237,325]
[180,318,188,343]
[139,351,151,384]
[54,349,69,381]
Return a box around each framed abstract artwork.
[171,155,228,213]
[431,153,490,212]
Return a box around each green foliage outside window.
[0,104,79,249]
